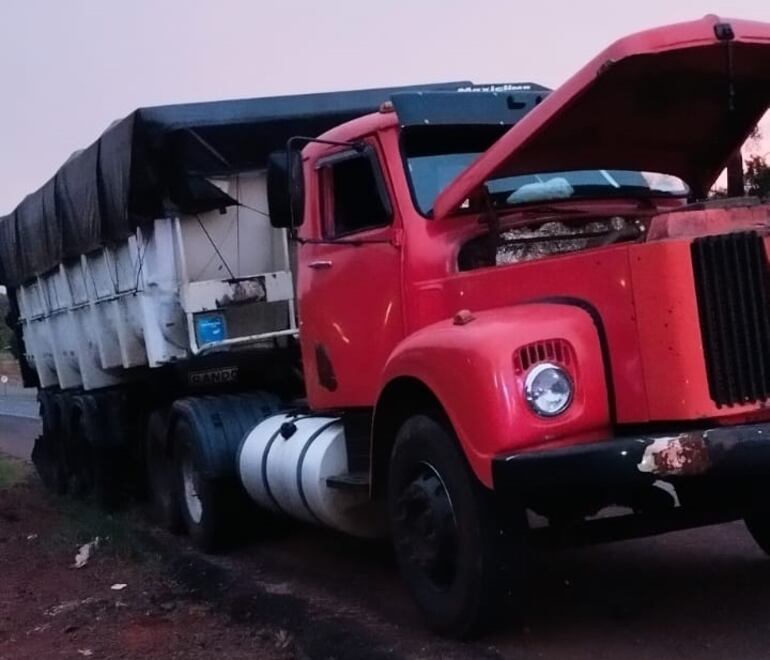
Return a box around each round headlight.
[524,363,573,417]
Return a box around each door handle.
[308,260,333,270]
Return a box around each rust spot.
[215,278,267,307]
[453,309,476,326]
[638,434,710,476]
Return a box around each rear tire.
[174,419,229,552]
[387,414,525,638]
[145,411,183,533]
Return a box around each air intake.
[691,231,770,407]
[513,338,574,375]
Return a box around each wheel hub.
[181,455,203,524]
[395,463,458,588]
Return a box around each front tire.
[387,414,525,638]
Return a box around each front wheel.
[387,414,525,638]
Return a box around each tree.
[745,154,770,198]
[712,124,768,198]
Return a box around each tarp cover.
[0,81,471,287]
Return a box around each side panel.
[379,303,610,486]
[629,239,766,421]
[177,172,287,281]
[297,137,405,409]
[298,235,404,408]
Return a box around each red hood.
[434,16,770,219]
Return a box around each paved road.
[4,417,770,658]
[0,414,39,460]
[0,386,39,418]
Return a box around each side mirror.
[267,149,305,229]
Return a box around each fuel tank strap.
[261,426,287,515]
[295,420,341,524]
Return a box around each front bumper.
[492,422,770,496]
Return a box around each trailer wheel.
[33,433,67,495]
[69,415,95,499]
[145,411,183,533]
[32,433,68,495]
[388,414,524,638]
[33,397,68,495]
[68,409,121,510]
[173,419,229,551]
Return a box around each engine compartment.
[458,214,648,271]
[457,199,770,271]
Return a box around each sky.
[1,0,769,217]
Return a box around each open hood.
[434,16,770,219]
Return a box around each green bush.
[0,455,24,489]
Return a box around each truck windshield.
[405,146,689,216]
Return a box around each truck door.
[298,140,404,410]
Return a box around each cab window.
[318,148,392,238]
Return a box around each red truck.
[3,15,770,637]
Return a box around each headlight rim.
[523,361,574,418]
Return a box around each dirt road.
[0,460,293,659]
[4,415,770,659]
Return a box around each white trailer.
[16,173,296,392]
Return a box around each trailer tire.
[32,433,68,495]
[146,411,183,533]
[67,409,94,500]
[388,413,524,638]
[69,411,121,510]
[174,419,230,552]
[33,396,68,495]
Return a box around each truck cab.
[266,15,770,635]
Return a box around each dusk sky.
[1,0,769,215]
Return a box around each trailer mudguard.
[377,303,611,486]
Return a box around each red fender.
[378,303,610,486]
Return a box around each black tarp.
[0,81,474,287]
